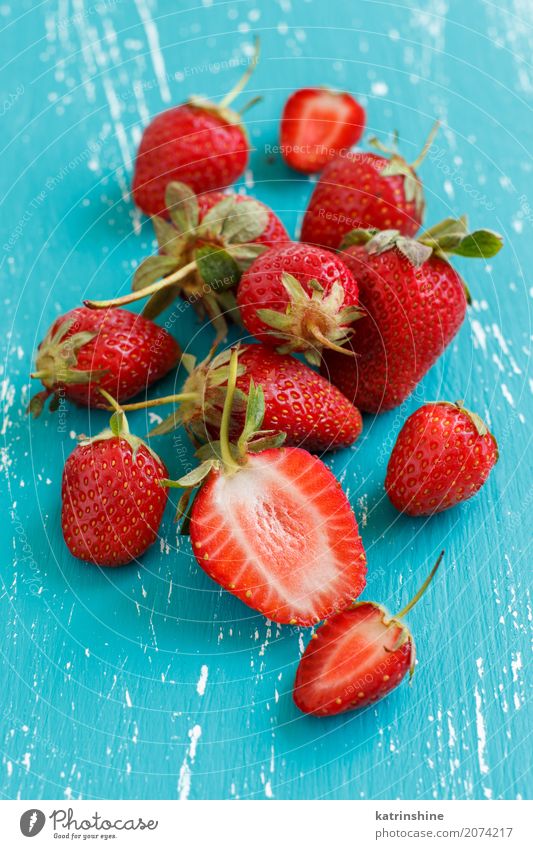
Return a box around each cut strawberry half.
[280,87,366,173]
[163,348,367,625]
[294,552,443,714]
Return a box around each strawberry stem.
[98,388,129,436]
[411,119,440,169]
[219,36,260,109]
[116,392,200,412]
[307,323,355,357]
[84,260,197,310]
[396,551,444,619]
[219,348,240,473]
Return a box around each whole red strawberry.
[386,402,498,515]
[300,123,439,249]
[294,553,443,715]
[164,349,367,625]
[62,400,168,567]
[121,343,363,452]
[280,87,365,173]
[237,242,362,364]
[322,219,503,412]
[86,181,288,333]
[29,306,180,416]
[132,41,260,217]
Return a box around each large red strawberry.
[385,402,498,515]
[294,553,443,715]
[280,87,365,173]
[164,349,367,625]
[85,181,288,334]
[321,219,503,412]
[62,397,168,567]
[120,343,363,452]
[132,40,260,216]
[300,123,439,249]
[29,306,181,416]
[237,242,362,364]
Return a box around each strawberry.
[120,343,363,452]
[321,219,504,412]
[29,306,181,417]
[300,123,440,249]
[385,402,498,515]
[237,242,362,365]
[280,87,365,173]
[85,181,288,336]
[132,40,260,217]
[294,552,443,715]
[164,349,367,625]
[61,396,168,567]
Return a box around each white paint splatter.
[178,724,202,800]
[196,664,208,696]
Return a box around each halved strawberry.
[280,87,365,173]
[164,349,367,625]
[294,553,443,715]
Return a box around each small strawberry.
[385,402,498,515]
[294,552,443,715]
[61,393,168,567]
[280,87,365,173]
[300,122,439,249]
[322,218,503,412]
[237,242,362,365]
[120,343,363,452]
[85,181,288,337]
[164,349,367,625]
[29,306,181,416]
[132,39,260,217]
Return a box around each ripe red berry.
[29,306,180,417]
[237,242,362,364]
[132,41,260,217]
[300,123,440,249]
[61,404,168,567]
[294,553,443,716]
[385,402,498,515]
[321,220,503,412]
[280,87,365,173]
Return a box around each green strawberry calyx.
[431,401,499,460]
[354,551,444,679]
[257,272,363,366]
[79,389,162,464]
[161,347,285,527]
[28,317,109,418]
[340,215,504,268]
[85,176,271,342]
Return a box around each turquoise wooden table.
[1,0,531,801]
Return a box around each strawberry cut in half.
[280,87,366,173]
[163,348,367,625]
[294,552,443,715]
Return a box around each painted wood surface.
[1,0,531,801]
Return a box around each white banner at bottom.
[2,799,530,848]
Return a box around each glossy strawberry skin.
[321,247,467,413]
[385,403,498,515]
[39,307,180,409]
[229,344,363,451]
[237,242,359,347]
[197,192,289,247]
[294,603,412,715]
[189,447,367,626]
[132,105,249,217]
[280,88,365,173]
[301,154,422,250]
[62,438,168,567]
